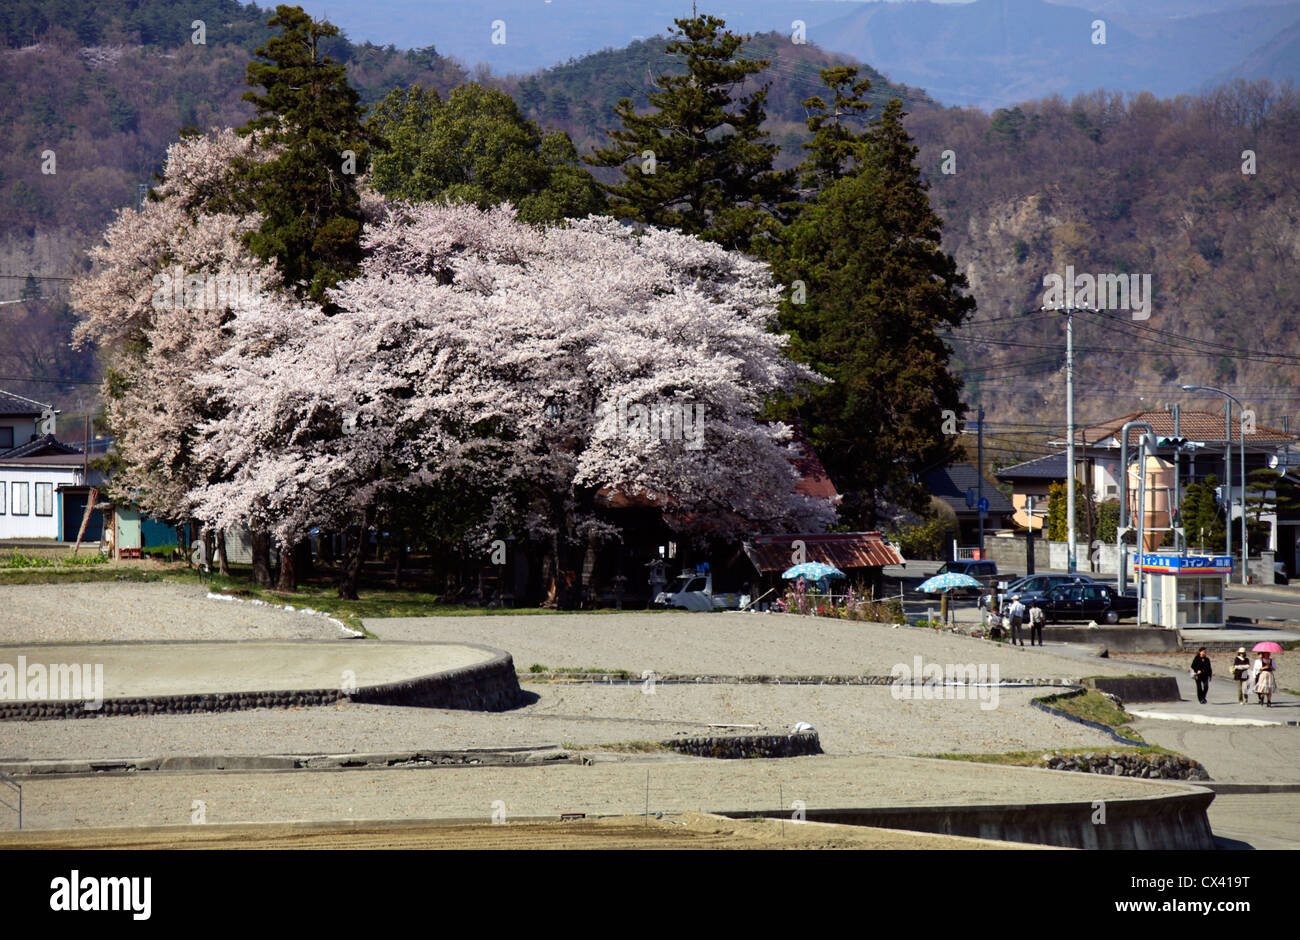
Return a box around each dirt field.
[0,812,1044,850]
[0,581,345,641]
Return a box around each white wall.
[0,417,38,452]
[0,467,78,539]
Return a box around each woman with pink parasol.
[1252,642,1282,706]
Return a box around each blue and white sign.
[1137,554,1232,574]
[977,497,989,513]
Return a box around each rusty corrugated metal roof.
[743,532,904,573]
[1065,410,1297,446]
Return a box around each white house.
[0,436,99,542]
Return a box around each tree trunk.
[202,528,215,572]
[251,530,273,586]
[394,544,405,588]
[216,529,230,576]
[318,529,334,567]
[338,506,374,600]
[277,538,298,593]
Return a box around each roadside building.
[922,461,1014,551]
[995,452,1068,530]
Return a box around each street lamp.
[1181,385,1247,584]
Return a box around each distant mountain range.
[299,0,1300,108]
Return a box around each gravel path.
[0,582,346,642]
[4,754,1187,831]
[0,683,1116,761]
[370,611,1134,679]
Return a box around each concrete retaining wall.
[0,647,523,721]
[719,788,1217,849]
[1083,674,1181,703]
[1042,626,1180,652]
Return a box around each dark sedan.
[1017,583,1137,624]
[979,573,1094,611]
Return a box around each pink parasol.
[1252,642,1284,654]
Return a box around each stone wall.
[1038,750,1209,780]
[0,647,523,721]
[660,730,823,759]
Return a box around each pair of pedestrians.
[1001,596,1045,647]
[1214,648,1279,706]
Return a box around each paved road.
[890,564,1300,624]
[1061,643,1300,850]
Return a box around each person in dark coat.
[1190,647,1213,704]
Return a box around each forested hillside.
[499,31,930,163]
[907,82,1300,463]
[2,0,1298,451]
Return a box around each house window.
[35,482,52,517]
[12,481,29,515]
[0,481,5,514]
[0,427,13,450]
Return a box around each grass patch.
[0,567,158,586]
[924,744,1185,766]
[525,665,634,679]
[587,741,663,753]
[0,551,109,569]
[1037,688,1144,742]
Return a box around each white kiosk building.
[1137,554,1231,628]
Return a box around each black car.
[979,574,1094,611]
[934,560,1002,596]
[1017,582,1137,624]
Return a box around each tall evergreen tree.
[235,5,376,308]
[585,14,792,253]
[366,83,604,223]
[770,79,975,528]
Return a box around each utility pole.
[1183,385,1245,581]
[1025,494,1036,575]
[977,406,985,557]
[1066,306,1076,573]
[1044,303,1093,574]
[1224,398,1232,569]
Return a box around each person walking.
[1007,595,1026,647]
[1028,600,1046,647]
[1190,647,1213,705]
[1255,652,1277,707]
[1231,648,1252,705]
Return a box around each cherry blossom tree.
[194,199,834,602]
[70,128,280,580]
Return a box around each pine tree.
[1182,476,1227,552]
[798,65,874,192]
[770,83,975,527]
[234,5,376,308]
[585,14,793,253]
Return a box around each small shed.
[743,531,905,601]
